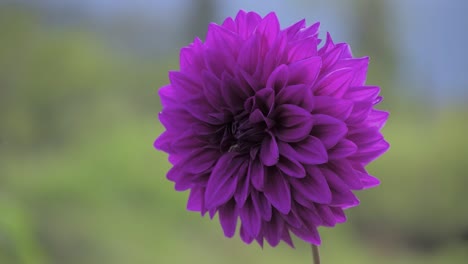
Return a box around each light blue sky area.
[219,0,468,102]
[17,0,468,102]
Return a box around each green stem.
[312,245,320,264]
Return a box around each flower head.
[155,10,389,247]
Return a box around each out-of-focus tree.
[185,0,217,40]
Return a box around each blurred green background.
[1,1,467,263]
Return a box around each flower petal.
[288,36,318,61]
[315,204,337,227]
[322,167,360,208]
[290,165,332,204]
[252,190,272,221]
[290,223,321,245]
[260,132,279,166]
[328,160,363,190]
[288,56,322,86]
[315,68,354,98]
[275,104,314,143]
[266,64,289,93]
[328,139,358,160]
[187,187,204,212]
[276,84,314,112]
[235,170,251,207]
[177,148,219,174]
[249,158,265,190]
[218,200,238,237]
[205,153,247,209]
[290,136,328,165]
[264,168,291,214]
[255,12,280,49]
[312,114,347,149]
[313,96,353,120]
[263,213,284,247]
[277,154,306,178]
[344,85,380,102]
[239,198,262,237]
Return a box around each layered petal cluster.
[155,10,389,247]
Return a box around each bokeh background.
[1,0,467,263]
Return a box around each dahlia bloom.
[155,10,389,247]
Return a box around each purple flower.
[155,10,389,247]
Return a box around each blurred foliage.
[1,5,467,264]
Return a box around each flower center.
[219,111,266,154]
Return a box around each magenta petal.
[284,19,306,38]
[288,56,322,85]
[221,73,249,111]
[252,191,272,221]
[296,22,320,39]
[219,200,238,237]
[203,49,236,77]
[288,36,318,61]
[313,96,353,120]
[260,133,279,166]
[328,139,358,160]
[234,171,251,207]
[266,64,289,93]
[351,162,381,189]
[249,108,266,124]
[237,34,261,75]
[169,71,202,96]
[239,198,262,237]
[322,167,360,208]
[154,131,172,152]
[205,23,241,51]
[240,224,254,244]
[367,110,389,129]
[290,224,321,245]
[344,85,380,102]
[205,153,247,209]
[359,173,381,189]
[221,17,236,31]
[202,70,224,109]
[298,204,322,226]
[234,11,259,39]
[264,168,291,214]
[276,84,315,112]
[312,114,347,149]
[347,101,372,124]
[277,154,306,178]
[320,43,348,71]
[255,88,275,115]
[275,104,314,142]
[178,148,218,174]
[352,139,390,164]
[330,207,347,223]
[291,136,328,165]
[335,57,369,86]
[281,206,303,228]
[255,12,280,48]
[249,158,265,190]
[315,68,354,98]
[318,32,335,54]
[281,229,295,248]
[185,98,225,125]
[159,84,177,107]
[315,204,337,227]
[290,165,332,204]
[329,160,363,190]
[187,187,204,212]
[264,213,284,247]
